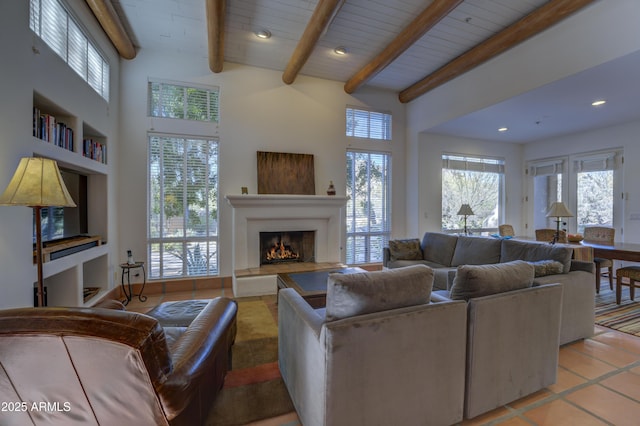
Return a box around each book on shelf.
[83,138,107,164]
[33,107,74,152]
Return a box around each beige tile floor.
[126,288,640,426]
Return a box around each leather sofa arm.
[156,297,237,421]
[93,298,126,310]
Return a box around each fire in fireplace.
[260,231,315,265]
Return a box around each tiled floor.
[126,288,640,426]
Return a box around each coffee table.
[277,267,366,308]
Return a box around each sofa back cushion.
[449,260,534,301]
[325,265,433,321]
[451,236,502,266]
[421,232,458,266]
[501,239,572,273]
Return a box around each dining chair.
[535,229,567,244]
[583,226,615,293]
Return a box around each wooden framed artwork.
[257,151,315,195]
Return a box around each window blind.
[30,0,110,101]
[573,151,619,173]
[529,159,565,176]
[148,81,220,123]
[442,154,505,173]
[346,107,392,140]
[148,134,219,278]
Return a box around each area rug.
[595,286,640,337]
[205,295,295,425]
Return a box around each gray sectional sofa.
[383,232,595,345]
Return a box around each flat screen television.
[34,168,88,245]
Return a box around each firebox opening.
[260,231,315,265]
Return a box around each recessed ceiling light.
[498,127,508,132]
[334,46,347,55]
[591,100,606,106]
[255,29,271,39]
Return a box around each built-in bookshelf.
[31,91,111,306]
[33,92,107,166]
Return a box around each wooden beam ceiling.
[282,0,346,85]
[344,0,464,94]
[206,0,226,73]
[85,0,136,60]
[398,0,596,103]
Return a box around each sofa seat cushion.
[501,239,572,273]
[325,265,433,321]
[451,236,502,266]
[387,259,446,270]
[421,232,458,266]
[388,238,423,261]
[450,260,534,301]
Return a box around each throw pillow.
[325,264,433,321]
[529,260,565,277]
[388,238,423,261]
[449,260,534,301]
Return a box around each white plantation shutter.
[30,0,110,101]
[148,134,219,278]
[346,151,391,264]
[149,80,220,123]
[346,107,391,140]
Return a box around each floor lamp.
[0,158,76,307]
[457,204,475,235]
[546,201,574,244]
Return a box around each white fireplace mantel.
[225,194,349,296]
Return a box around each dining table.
[580,241,640,262]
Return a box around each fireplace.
[259,231,315,265]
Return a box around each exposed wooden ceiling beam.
[344,0,463,94]
[206,0,225,73]
[399,0,596,104]
[282,0,346,85]
[85,0,136,60]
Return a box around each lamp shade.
[546,201,573,218]
[457,204,474,216]
[0,158,76,207]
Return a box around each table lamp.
[0,158,76,306]
[546,201,573,244]
[457,203,474,235]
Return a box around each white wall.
[523,119,640,242]
[417,134,524,235]
[118,52,406,278]
[0,0,120,308]
[405,0,640,236]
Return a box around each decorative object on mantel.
[546,201,574,244]
[457,204,474,235]
[326,181,336,196]
[0,157,76,307]
[241,186,248,195]
[257,151,315,195]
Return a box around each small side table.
[120,261,147,305]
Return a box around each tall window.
[346,107,391,140]
[441,154,505,234]
[574,152,617,233]
[345,151,391,264]
[30,0,110,101]
[528,150,621,235]
[148,135,219,278]
[530,159,565,230]
[149,80,219,122]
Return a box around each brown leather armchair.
[0,297,237,426]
